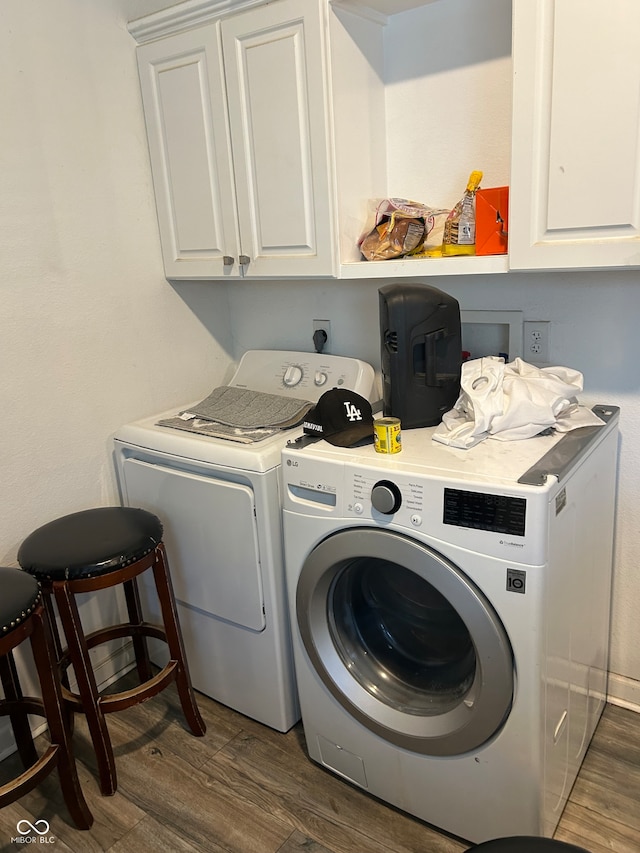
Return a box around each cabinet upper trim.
[128,0,268,44]
[128,0,440,44]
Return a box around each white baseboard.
[0,641,135,761]
[607,672,640,714]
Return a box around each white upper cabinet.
[509,0,640,270]
[136,25,237,279]
[131,0,640,279]
[134,0,335,279]
[222,0,334,277]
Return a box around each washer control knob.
[283,365,303,387]
[371,480,402,515]
[314,371,328,387]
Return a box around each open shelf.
[338,255,509,279]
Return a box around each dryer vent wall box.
[460,310,523,361]
[281,406,619,843]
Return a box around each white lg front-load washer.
[113,350,375,732]
[281,406,619,843]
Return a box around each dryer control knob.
[283,365,303,387]
[371,480,402,515]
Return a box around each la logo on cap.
[344,401,363,422]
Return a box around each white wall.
[1,0,234,563]
[0,0,234,745]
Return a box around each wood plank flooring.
[1,682,639,852]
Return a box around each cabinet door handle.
[223,256,234,266]
[239,255,250,265]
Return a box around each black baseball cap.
[303,388,374,447]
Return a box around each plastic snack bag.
[359,198,432,261]
[442,170,483,256]
[407,209,451,258]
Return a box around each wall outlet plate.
[523,321,550,363]
[312,319,332,353]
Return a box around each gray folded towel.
[155,417,282,444]
[182,386,313,429]
[158,385,313,440]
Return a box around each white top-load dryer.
[113,350,376,732]
[281,405,619,841]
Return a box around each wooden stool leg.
[0,653,38,769]
[30,607,93,829]
[153,544,206,737]
[41,594,74,733]
[123,577,153,683]
[52,581,118,797]
[41,594,64,663]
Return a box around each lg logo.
[343,401,362,422]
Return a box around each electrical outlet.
[523,321,550,364]
[312,319,332,353]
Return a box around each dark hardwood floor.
[1,680,639,852]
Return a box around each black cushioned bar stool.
[467,838,590,852]
[0,566,92,828]
[18,507,206,797]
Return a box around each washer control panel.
[350,471,425,527]
[281,451,544,563]
[443,487,527,537]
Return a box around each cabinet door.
[222,0,335,277]
[510,0,640,270]
[137,25,241,279]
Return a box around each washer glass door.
[296,528,514,756]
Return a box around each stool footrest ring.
[99,661,179,713]
[62,660,179,713]
[58,620,168,687]
[0,745,59,807]
[69,621,166,652]
[1,696,49,719]
[58,619,179,714]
